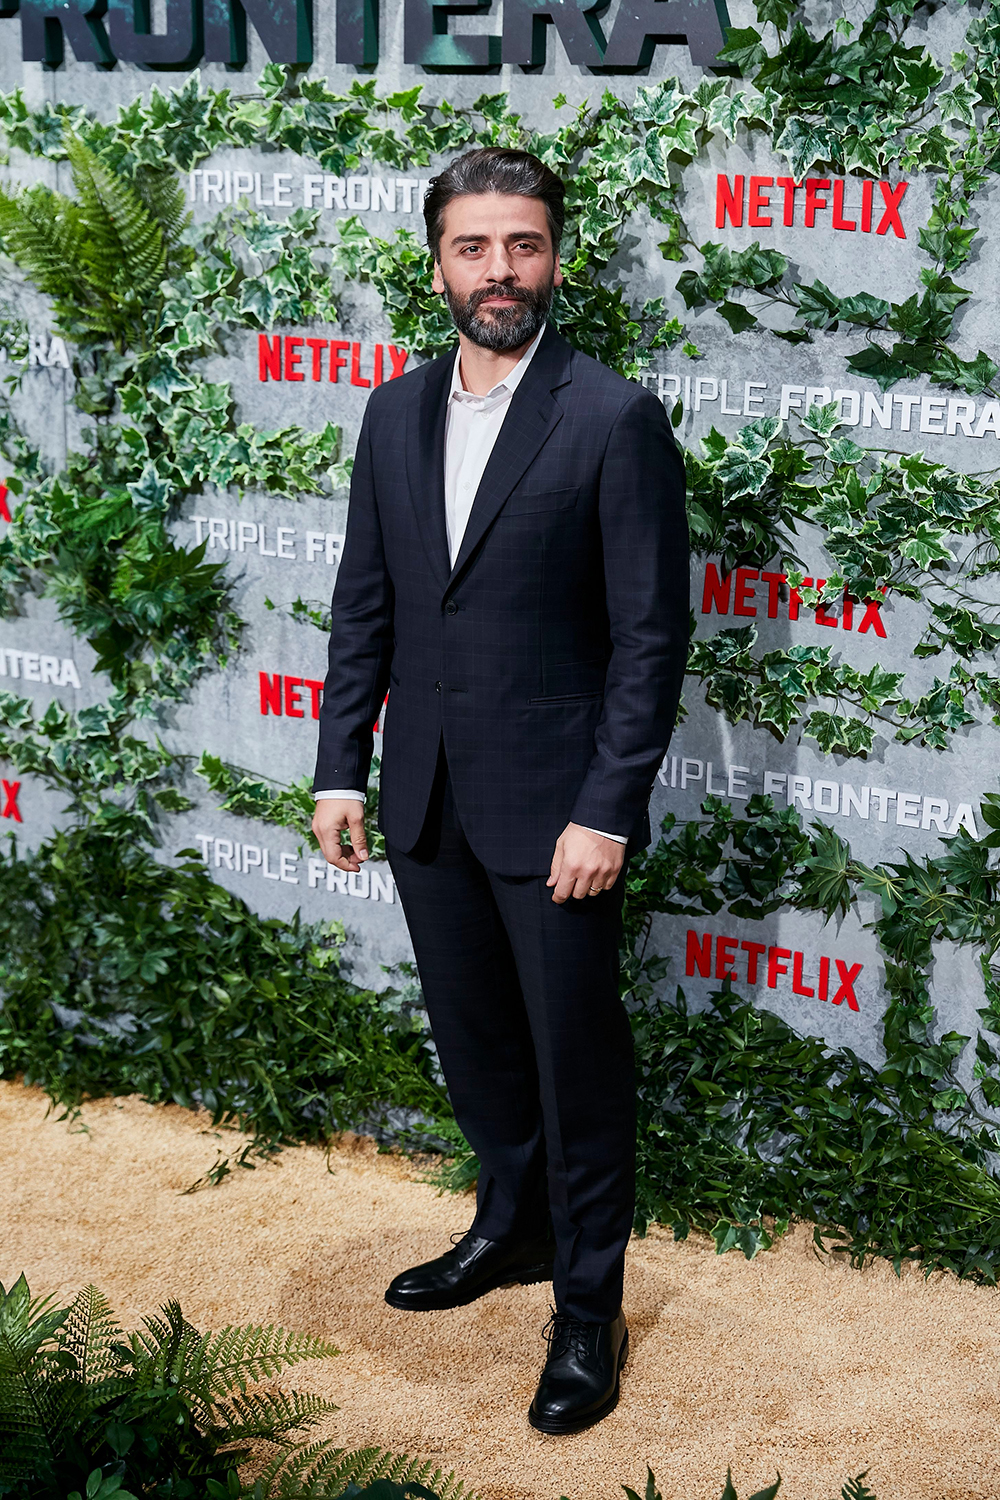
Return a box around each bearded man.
[312,147,688,1434]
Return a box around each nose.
[483,242,517,284]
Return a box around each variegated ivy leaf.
[804,711,877,756]
[825,437,866,465]
[737,416,782,458]
[753,683,806,736]
[715,450,772,499]
[692,78,727,111]
[631,80,688,125]
[898,452,942,493]
[126,463,173,514]
[800,401,842,438]
[936,80,979,125]
[774,116,837,178]
[706,90,759,140]
[899,523,955,569]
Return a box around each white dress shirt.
[315,327,626,845]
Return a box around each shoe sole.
[527,1329,630,1436]
[384,1260,554,1312]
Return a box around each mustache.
[468,284,530,310]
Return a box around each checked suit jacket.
[312,323,690,876]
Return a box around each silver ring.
[588,885,602,894]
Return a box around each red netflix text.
[716,174,908,239]
[259,671,386,732]
[260,671,324,720]
[701,563,887,637]
[0,484,10,523]
[1,778,22,822]
[686,928,862,1012]
[258,336,408,387]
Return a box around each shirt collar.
[449,323,546,407]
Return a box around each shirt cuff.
[581,825,627,845]
[314,790,366,802]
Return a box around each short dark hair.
[423,147,566,261]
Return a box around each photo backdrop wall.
[1,1,1000,1120]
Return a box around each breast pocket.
[502,485,580,517]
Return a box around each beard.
[442,275,554,352]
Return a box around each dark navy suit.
[314,324,688,1320]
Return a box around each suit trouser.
[384,752,636,1323]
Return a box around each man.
[312,147,688,1435]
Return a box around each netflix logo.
[715,173,908,239]
[258,335,408,387]
[701,563,888,637]
[686,927,863,1012]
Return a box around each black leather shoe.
[384,1229,555,1311]
[528,1308,629,1434]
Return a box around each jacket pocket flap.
[503,485,580,516]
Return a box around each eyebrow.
[450,230,547,245]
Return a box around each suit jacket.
[312,324,689,876]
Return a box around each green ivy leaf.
[717,27,767,72]
[844,343,912,391]
[716,300,758,334]
[774,116,836,177]
[804,711,876,757]
[899,523,954,568]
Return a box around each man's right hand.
[312,798,369,873]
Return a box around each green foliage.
[0,819,449,1146]
[0,136,190,351]
[685,415,809,572]
[0,1276,473,1500]
[621,793,1000,1276]
[250,1444,472,1499]
[331,220,454,356]
[0,1274,337,1497]
[611,1471,880,1500]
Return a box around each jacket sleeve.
[569,386,689,838]
[311,402,395,794]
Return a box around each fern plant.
[0,135,191,351]
[0,1275,472,1500]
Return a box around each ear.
[553,251,563,289]
[431,258,445,294]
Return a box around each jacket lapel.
[447,326,573,588]
[405,348,454,593]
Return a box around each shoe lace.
[542,1307,591,1362]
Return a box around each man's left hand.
[547,822,625,904]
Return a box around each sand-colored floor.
[2,1081,998,1500]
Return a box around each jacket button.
[445,601,458,615]
[435,680,441,692]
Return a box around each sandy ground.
[2,1081,999,1500]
